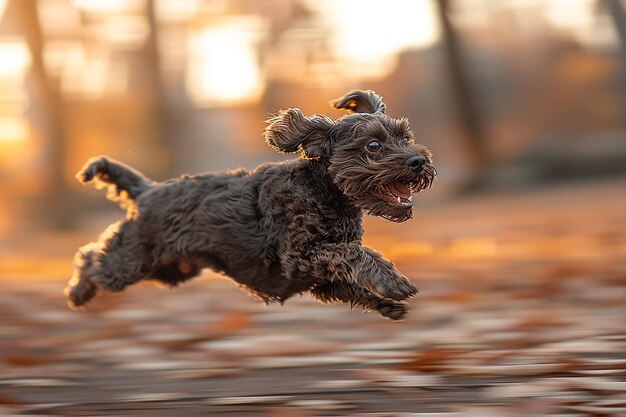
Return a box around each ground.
[0,178,625,416]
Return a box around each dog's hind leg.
[310,281,409,320]
[148,258,202,287]
[77,156,153,211]
[65,243,100,309]
[66,220,151,308]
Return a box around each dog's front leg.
[355,245,418,300]
[288,242,417,301]
[310,280,410,320]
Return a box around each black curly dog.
[66,90,436,320]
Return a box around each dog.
[65,90,435,320]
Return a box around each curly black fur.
[66,90,436,320]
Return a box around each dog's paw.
[81,165,98,183]
[77,156,108,184]
[65,274,97,310]
[375,299,409,321]
[371,269,418,301]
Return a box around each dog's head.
[264,90,435,222]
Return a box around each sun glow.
[58,46,127,99]
[316,0,440,79]
[0,41,30,78]
[72,0,143,13]
[544,0,616,49]
[0,0,7,21]
[0,41,29,145]
[186,17,266,106]
[0,118,28,143]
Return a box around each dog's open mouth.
[371,181,414,207]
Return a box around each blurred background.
[1,0,625,416]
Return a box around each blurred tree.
[141,0,178,176]
[14,0,73,229]
[608,0,626,57]
[435,0,492,182]
[607,0,626,126]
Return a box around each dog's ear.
[331,90,386,114]
[264,108,334,158]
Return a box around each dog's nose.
[405,155,426,172]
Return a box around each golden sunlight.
[156,0,201,22]
[544,0,596,29]
[72,0,143,13]
[186,18,266,106]
[0,0,7,21]
[448,238,498,258]
[59,46,127,99]
[0,40,30,78]
[0,40,29,145]
[98,16,149,49]
[543,0,615,48]
[319,0,440,79]
[0,117,27,143]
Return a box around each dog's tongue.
[388,181,411,199]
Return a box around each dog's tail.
[77,156,153,211]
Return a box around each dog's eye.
[401,137,410,145]
[366,140,381,152]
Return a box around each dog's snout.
[405,155,426,172]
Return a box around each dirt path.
[1,179,625,416]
